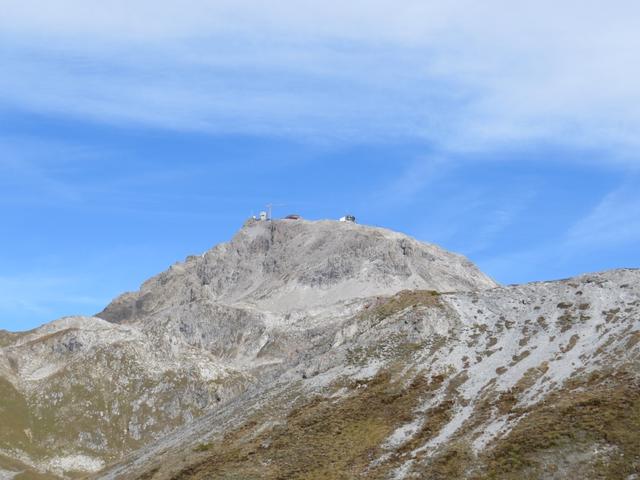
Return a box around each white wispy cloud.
[566,182,640,248]
[372,157,452,209]
[0,136,103,205]
[0,273,105,323]
[477,178,640,282]
[1,1,639,162]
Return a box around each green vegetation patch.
[165,368,447,480]
[362,290,442,325]
[0,330,20,348]
[405,367,639,480]
[0,453,61,480]
[480,369,640,480]
[0,377,32,451]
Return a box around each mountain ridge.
[0,220,637,479]
[95,268,640,480]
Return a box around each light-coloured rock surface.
[95,268,640,480]
[0,220,496,477]
[1,220,638,479]
[98,219,496,322]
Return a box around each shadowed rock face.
[1,221,638,480]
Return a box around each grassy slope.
[0,453,61,480]
[478,370,640,480]
[161,369,436,480]
[132,289,639,480]
[136,367,639,480]
[0,377,32,452]
[0,346,227,477]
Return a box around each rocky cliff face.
[0,220,638,480]
[98,219,496,323]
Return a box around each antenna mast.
[265,202,286,220]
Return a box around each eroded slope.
[0,221,496,478]
[97,269,640,480]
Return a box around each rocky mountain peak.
[4,221,635,480]
[97,219,497,324]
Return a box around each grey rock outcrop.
[0,220,496,477]
[1,220,637,480]
[98,219,497,324]
[97,268,640,480]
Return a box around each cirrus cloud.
[1,1,639,163]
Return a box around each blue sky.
[1,1,639,331]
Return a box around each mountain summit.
[98,219,497,324]
[0,221,638,480]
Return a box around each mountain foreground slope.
[0,219,638,480]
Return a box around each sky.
[1,1,639,331]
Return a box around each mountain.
[97,219,496,322]
[0,220,638,480]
